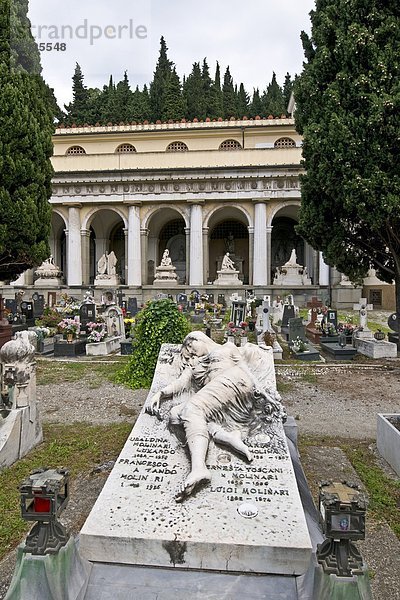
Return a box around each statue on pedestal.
[153,249,178,286]
[94,251,120,287]
[221,252,236,271]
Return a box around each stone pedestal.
[153,265,179,286]
[94,275,120,287]
[320,342,357,360]
[34,277,63,288]
[54,339,87,357]
[214,270,243,286]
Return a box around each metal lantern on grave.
[317,480,368,577]
[20,468,70,555]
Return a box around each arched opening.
[147,210,187,284]
[87,209,126,284]
[208,215,249,284]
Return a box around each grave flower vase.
[66,333,74,343]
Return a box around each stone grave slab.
[356,339,397,359]
[291,347,321,361]
[324,309,337,330]
[80,303,96,333]
[20,301,34,326]
[32,293,45,319]
[54,339,87,357]
[5,299,17,314]
[320,342,357,360]
[80,344,312,576]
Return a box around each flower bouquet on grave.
[292,336,309,353]
[57,317,80,341]
[87,321,107,343]
[124,317,135,338]
[338,323,355,338]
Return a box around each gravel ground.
[1,360,399,599]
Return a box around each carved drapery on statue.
[146,332,285,502]
[94,251,120,287]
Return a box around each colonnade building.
[6,118,355,304]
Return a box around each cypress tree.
[222,66,237,119]
[0,0,53,281]
[250,88,263,117]
[162,67,186,122]
[130,85,150,122]
[294,0,400,314]
[208,62,223,119]
[201,58,213,117]
[263,72,285,117]
[237,83,250,118]
[282,72,293,114]
[150,36,173,121]
[64,63,91,125]
[183,61,205,119]
[114,71,134,122]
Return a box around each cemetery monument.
[153,249,179,286]
[214,252,243,286]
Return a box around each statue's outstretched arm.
[145,368,192,418]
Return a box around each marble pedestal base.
[34,278,63,288]
[214,270,243,286]
[153,265,179,286]
[94,275,120,287]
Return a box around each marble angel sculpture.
[146,332,285,502]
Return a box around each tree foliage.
[119,299,190,389]
[294,0,400,308]
[0,0,54,281]
[61,38,292,125]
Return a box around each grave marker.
[80,303,96,333]
[127,297,138,316]
[289,317,307,344]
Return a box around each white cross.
[353,298,373,329]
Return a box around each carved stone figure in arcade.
[146,332,285,502]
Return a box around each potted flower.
[57,318,80,342]
[292,336,309,353]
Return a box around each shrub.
[117,299,190,389]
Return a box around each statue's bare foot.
[175,469,211,503]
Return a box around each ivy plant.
[118,299,190,389]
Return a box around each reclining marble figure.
[146,332,286,502]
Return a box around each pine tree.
[183,62,205,119]
[0,0,53,280]
[250,88,263,117]
[162,68,186,121]
[64,63,91,125]
[150,36,173,121]
[263,72,285,117]
[208,62,223,119]
[237,83,250,118]
[222,66,237,119]
[294,0,400,314]
[282,72,293,114]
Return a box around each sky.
[28,0,316,107]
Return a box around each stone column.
[185,227,190,285]
[247,226,254,286]
[67,205,82,286]
[80,228,91,286]
[189,203,204,287]
[202,227,209,284]
[127,204,142,287]
[140,228,149,285]
[266,225,273,285]
[253,201,268,286]
[319,252,330,285]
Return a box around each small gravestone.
[5,299,17,314]
[262,300,273,333]
[324,309,337,330]
[190,290,201,307]
[282,305,295,328]
[20,301,34,325]
[32,293,45,319]
[217,294,226,307]
[176,294,188,309]
[117,290,124,307]
[80,303,96,333]
[47,291,57,309]
[127,297,138,316]
[289,317,307,344]
[388,313,399,346]
[231,300,246,326]
[104,305,125,338]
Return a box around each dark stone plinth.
[320,342,357,360]
[120,339,133,355]
[291,347,320,361]
[319,335,339,344]
[281,326,289,340]
[54,339,87,357]
[37,338,55,355]
[0,323,12,350]
[388,332,399,347]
